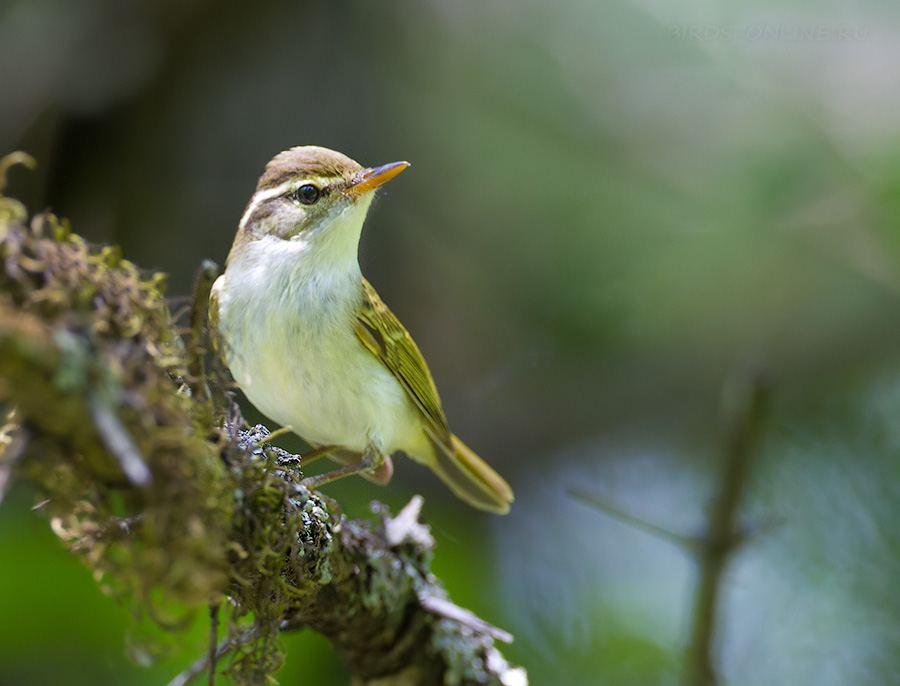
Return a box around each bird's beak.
[345,161,409,197]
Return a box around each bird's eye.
[294,184,321,205]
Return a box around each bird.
[210,146,513,513]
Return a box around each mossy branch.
[0,155,525,686]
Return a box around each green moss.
[0,153,275,679]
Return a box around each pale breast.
[214,263,422,456]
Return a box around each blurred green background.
[3,0,900,684]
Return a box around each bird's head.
[227,146,408,268]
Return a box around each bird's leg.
[300,447,385,491]
[255,425,295,445]
[300,444,337,467]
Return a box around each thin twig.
[0,419,27,506]
[186,260,219,401]
[167,625,260,686]
[419,594,514,644]
[687,367,768,686]
[208,604,220,686]
[89,393,152,486]
[570,488,696,550]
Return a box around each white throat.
[234,192,374,279]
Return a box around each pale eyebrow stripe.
[238,179,301,231]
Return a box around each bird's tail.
[428,434,514,514]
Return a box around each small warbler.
[211,146,513,513]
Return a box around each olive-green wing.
[354,278,452,444]
[208,280,220,330]
[208,277,226,356]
